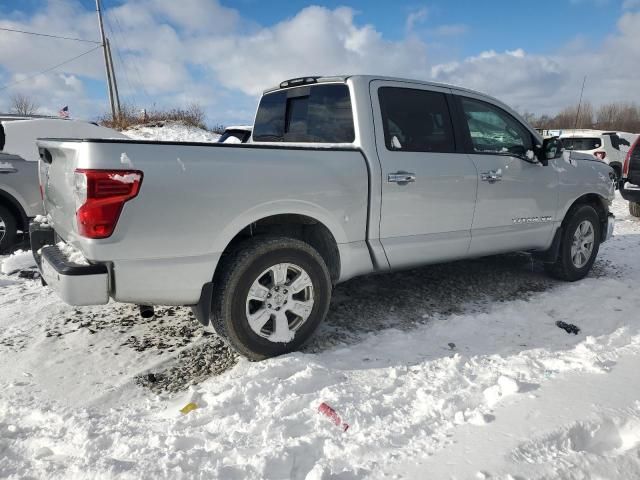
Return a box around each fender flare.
[210,200,349,255]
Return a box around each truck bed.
[37,138,371,304]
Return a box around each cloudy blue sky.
[1,0,639,125]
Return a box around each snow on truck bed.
[123,120,221,143]
[1,195,640,479]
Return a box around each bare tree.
[553,102,594,130]
[10,93,39,116]
[520,101,640,132]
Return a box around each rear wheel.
[0,205,18,253]
[630,202,640,218]
[211,236,332,360]
[544,204,601,281]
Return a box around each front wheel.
[544,204,601,281]
[211,236,332,360]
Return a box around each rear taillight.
[594,151,606,160]
[74,169,143,239]
[623,138,638,178]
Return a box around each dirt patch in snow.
[135,335,238,394]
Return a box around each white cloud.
[430,11,640,113]
[406,7,429,33]
[0,1,102,80]
[196,6,429,96]
[0,72,89,117]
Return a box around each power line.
[0,45,102,91]
[103,15,137,106]
[105,0,153,104]
[0,26,101,44]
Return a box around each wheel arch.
[214,213,341,286]
[561,193,608,228]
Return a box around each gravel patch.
[135,336,238,394]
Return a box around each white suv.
[560,131,625,179]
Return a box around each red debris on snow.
[318,402,349,432]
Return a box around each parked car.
[619,135,640,217]
[0,118,126,252]
[560,131,625,179]
[31,75,615,359]
[217,125,252,144]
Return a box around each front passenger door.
[456,95,559,256]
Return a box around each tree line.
[7,92,640,133]
[522,101,640,133]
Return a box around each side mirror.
[540,137,563,165]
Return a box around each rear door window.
[561,137,601,151]
[378,87,455,153]
[253,84,354,143]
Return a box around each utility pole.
[106,38,121,118]
[95,0,117,122]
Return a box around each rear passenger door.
[371,81,478,269]
[454,94,559,256]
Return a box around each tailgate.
[37,139,88,242]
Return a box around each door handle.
[480,170,502,183]
[387,172,416,185]
[0,167,18,174]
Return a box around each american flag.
[58,106,69,119]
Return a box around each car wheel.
[630,202,640,218]
[211,236,332,360]
[0,205,18,254]
[544,204,601,281]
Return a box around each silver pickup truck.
[32,75,615,359]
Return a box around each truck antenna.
[573,75,587,133]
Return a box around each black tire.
[610,163,621,184]
[0,205,18,254]
[630,202,640,218]
[544,204,601,281]
[211,236,332,360]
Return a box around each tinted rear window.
[561,137,601,151]
[378,87,455,153]
[253,84,354,143]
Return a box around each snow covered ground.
[1,194,639,480]
[123,120,221,143]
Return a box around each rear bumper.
[30,223,109,306]
[619,180,640,203]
